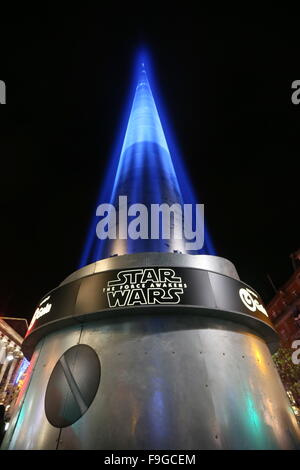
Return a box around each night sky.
[0,15,299,326]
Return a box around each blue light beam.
[79,52,215,268]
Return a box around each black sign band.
[23,267,278,357]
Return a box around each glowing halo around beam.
[79,50,215,268]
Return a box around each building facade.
[267,249,300,421]
[0,320,27,410]
[267,249,300,348]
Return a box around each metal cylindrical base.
[3,254,300,449]
[3,313,300,450]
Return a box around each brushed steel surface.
[5,255,300,449]
[51,315,300,450]
[4,326,82,450]
[60,253,239,287]
[5,314,300,449]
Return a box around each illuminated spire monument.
[3,60,300,450]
